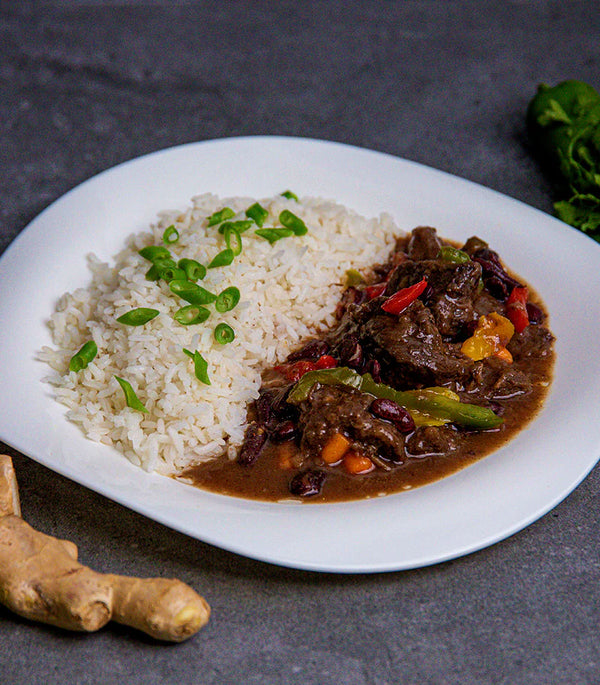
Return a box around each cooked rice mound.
[39,193,399,474]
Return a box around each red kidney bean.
[256,388,278,425]
[289,469,326,497]
[338,336,363,370]
[286,339,330,362]
[270,420,298,443]
[365,359,382,383]
[369,398,415,433]
[237,422,268,466]
[526,302,544,324]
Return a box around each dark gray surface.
[1,2,599,683]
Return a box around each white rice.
[39,193,399,475]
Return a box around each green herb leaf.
[207,207,235,226]
[281,190,298,201]
[177,258,206,281]
[207,248,235,268]
[183,348,211,385]
[214,322,235,344]
[162,225,179,245]
[173,305,211,325]
[245,202,269,227]
[116,308,160,326]
[68,340,98,372]
[115,376,149,413]
[215,286,240,313]
[279,210,307,236]
[254,228,294,245]
[169,280,217,304]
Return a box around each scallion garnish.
[254,227,294,245]
[245,202,269,227]
[177,258,206,281]
[152,257,177,271]
[145,265,160,281]
[162,225,179,245]
[68,340,98,372]
[159,266,187,282]
[214,322,235,344]
[218,220,253,235]
[183,348,211,385]
[116,308,160,326]
[281,190,299,201]
[207,207,235,226]
[139,245,172,262]
[115,376,149,413]
[215,286,240,313]
[279,210,307,236]
[169,280,217,304]
[223,225,242,256]
[208,249,235,269]
[173,305,211,325]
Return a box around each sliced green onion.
[223,225,242,256]
[208,248,235,268]
[116,308,160,326]
[145,265,160,281]
[207,207,235,226]
[68,340,98,372]
[438,245,471,264]
[173,305,211,325]
[183,348,211,385]
[215,286,240,313]
[281,190,298,201]
[279,210,307,236]
[218,220,253,235]
[139,245,171,262]
[152,256,177,271]
[177,258,207,281]
[162,225,179,245]
[169,280,217,304]
[214,322,235,344]
[114,376,149,413]
[158,266,187,282]
[254,227,294,245]
[245,202,269,227]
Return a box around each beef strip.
[406,226,442,260]
[507,325,555,360]
[298,384,406,463]
[360,300,474,387]
[405,426,460,457]
[384,258,482,336]
[466,356,533,400]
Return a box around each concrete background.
[1,2,599,683]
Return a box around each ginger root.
[0,455,210,641]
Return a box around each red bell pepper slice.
[506,286,529,334]
[314,354,337,370]
[381,278,428,315]
[365,282,387,299]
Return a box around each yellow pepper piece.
[461,313,514,362]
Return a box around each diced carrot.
[343,451,374,475]
[321,432,351,464]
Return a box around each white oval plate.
[1,136,599,573]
